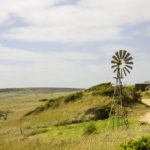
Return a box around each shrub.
[25,97,62,116]
[83,123,97,135]
[122,86,141,104]
[142,89,150,99]
[86,82,113,92]
[92,87,114,97]
[38,99,49,102]
[85,105,111,120]
[64,92,83,103]
[119,135,150,150]
[27,128,48,136]
[87,82,114,97]
[0,111,10,120]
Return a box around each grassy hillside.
[0,84,150,150]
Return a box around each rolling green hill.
[0,83,150,150]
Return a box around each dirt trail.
[142,99,150,106]
[139,99,150,124]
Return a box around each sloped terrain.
[23,83,113,126]
[0,83,150,150]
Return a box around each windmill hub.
[120,59,126,68]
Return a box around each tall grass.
[0,87,150,150]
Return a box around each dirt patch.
[141,99,150,106]
[139,99,150,124]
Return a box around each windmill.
[109,50,133,128]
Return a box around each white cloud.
[0,0,149,88]
[1,0,150,42]
[0,44,149,88]
[0,44,109,88]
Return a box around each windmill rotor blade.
[126,65,133,70]
[119,50,123,59]
[125,56,133,62]
[115,51,120,59]
[111,65,118,69]
[122,50,127,58]
[124,67,130,74]
[124,53,130,60]
[111,60,118,64]
[123,68,127,76]
[113,68,118,73]
[126,61,133,65]
[112,55,119,62]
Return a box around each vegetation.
[83,123,97,135]
[64,92,83,103]
[142,89,150,99]
[123,85,141,104]
[85,105,111,120]
[87,82,114,97]
[25,97,63,116]
[119,135,150,150]
[0,84,150,150]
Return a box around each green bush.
[87,82,113,92]
[38,98,49,102]
[85,105,111,120]
[122,86,141,104]
[27,128,48,136]
[92,87,114,97]
[25,97,62,116]
[142,89,150,99]
[64,92,83,103]
[87,82,114,97]
[119,135,150,150]
[83,123,97,135]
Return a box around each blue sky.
[0,0,149,88]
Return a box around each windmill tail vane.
[109,50,133,128]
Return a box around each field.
[0,85,150,150]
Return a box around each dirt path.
[139,99,150,124]
[141,99,150,106]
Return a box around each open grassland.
[0,85,150,150]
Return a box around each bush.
[85,105,111,120]
[122,86,141,104]
[87,82,114,97]
[38,99,49,102]
[142,89,150,99]
[27,128,48,136]
[92,87,114,97]
[83,123,97,135]
[25,97,62,116]
[119,135,150,150]
[87,82,112,92]
[64,92,83,103]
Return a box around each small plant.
[38,98,49,102]
[64,92,83,103]
[27,128,48,136]
[83,123,97,135]
[119,135,150,150]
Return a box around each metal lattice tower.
[109,50,133,128]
